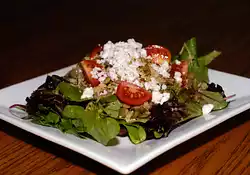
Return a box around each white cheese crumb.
[152,91,162,104]
[151,61,170,78]
[152,91,170,104]
[90,67,107,83]
[144,78,161,91]
[175,60,181,65]
[133,79,143,87]
[107,67,118,81]
[174,71,182,83]
[161,84,167,90]
[99,39,145,83]
[202,104,214,115]
[160,93,170,104]
[81,87,94,99]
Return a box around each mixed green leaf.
[178,37,221,83]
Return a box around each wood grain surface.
[0,1,249,174]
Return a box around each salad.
[12,37,230,145]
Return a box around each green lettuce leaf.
[87,117,120,145]
[180,37,197,61]
[98,95,118,103]
[199,90,228,110]
[62,105,87,119]
[32,111,60,127]
[198,51,221,67]
[120,121,146,144]
[153,131,163,139]
[186,101,203,118]
[57,82,83,101]
[44,112,60,124]
[72,119,85,133]
[104,100,122,118]
[58,118,74,133]
[62,105,120,145]
[178,37,221,83]
[188,63,209,82]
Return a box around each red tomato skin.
[170,60,189,87]
[90,45,103,59]
[116,82,152,106]
[81,60,102,87]
[145,45,171,64]
[171,60,188,75]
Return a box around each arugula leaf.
[177,38,221,83]
[59,118,73,131]
[186,101,203,118]
[180,37,197,61]
[32,111,60,127]
[104,100,122,118]
[175,101,202,124]
[199,90,228,110]
[189,63,209,82]
[43,112,60,124]
[120,121,146,144]
[72,119,85,133]
[179,37,209,82]
[57,82,82,101]
[198,51,221,67]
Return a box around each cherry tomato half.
[171,60,188,75]
[116,81,152,105]
[90,45,103,59]
[170,60,189,87]
[145,45,171,64]
[81,60,102,87]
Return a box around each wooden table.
[0,1,250,174]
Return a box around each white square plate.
[0,65,250,174]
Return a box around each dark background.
[1,0,250,87]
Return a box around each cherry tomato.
[116,81,152,105]
[90,45,103,59]
[170,60,189,87]
[171,60,188,75]
[81,60,102,87]
[145,45,171,64]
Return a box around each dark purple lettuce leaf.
[143,98,187,139]
[207,83,226,98]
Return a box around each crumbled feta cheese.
[90,67,107,83]
[107,67,118,81]
[160,93,170,104]
[202,104,214,115]
[81,87,94,99]
[152,91,170,104]
[144,78,161,91]
[175,60,181,65]
[152,91,162,104]
[174,71,182,83]
[99,39,146,83]
[90,67,101,79]
[161,84,167,90]
[133,79,143,87]
[140,49,147,57]
[151,61,170,78]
